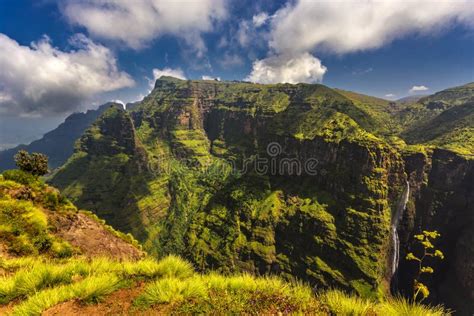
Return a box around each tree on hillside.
[14,150,49,176]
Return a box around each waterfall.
[390,181,410,277]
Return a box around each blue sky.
[0,0,473,147]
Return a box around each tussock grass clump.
[0,260,89,304]
[320,289,375,315]
[136,277,208,305]
[121,255,193,279]
[320,290,450,316]
[0,257,38,272]
[135,273,319,314]
[376,297,448,316]
[12,274,124,316]
[0,171,75,257]
[0,256,450,316]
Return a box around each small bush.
[14,150,48,177]
[51,241,74,258]
[2,170,38,186]
[0,197,50,255]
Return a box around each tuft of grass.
[153,255,194,279]
[320,289,376,315]
[0,260,89,304]
[136,277,208,306]
[12,283,75,316]
[1,256,450,316]
[71,273,125,303]
[12,274,124,316]
[121,255,193,279]
[135,272,320,314]
[376,297,449,316]
[320,290,450,316]
[0,257,38,272]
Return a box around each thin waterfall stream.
[391,181,410,279]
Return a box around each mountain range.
[1,78,472,313]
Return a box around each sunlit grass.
[320,289,375,315]
[12,274,124,316]
[0,256,450,316]
[376,296,448,316]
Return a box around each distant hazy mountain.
[0,103,114,171]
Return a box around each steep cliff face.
[51,104,150,239]
[51,78,409,298]
[50,78,473,309]
[399,149,474,312]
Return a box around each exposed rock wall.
[400,149,474,313]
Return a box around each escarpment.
[50,77,474,312]
[399,149,474,312]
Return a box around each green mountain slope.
[398,83,474,156]
[0,169,444,315]
[51,78,407,298]
[48,78,473,312]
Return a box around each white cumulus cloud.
[410,85,429,93]
[246,0,474,84]
[269,0,474,55]
[60,0,227,53]
[0,33,134,116]
[245,53,327,84]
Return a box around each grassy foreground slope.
[0,256,447,316]
[0,170,447,315]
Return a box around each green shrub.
[51,241,74,258]
[0,197,50,255]
[14,150,48,177]
[2,170,38,186]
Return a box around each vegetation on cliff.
[47,77,472,311]
[50,78,405,299]
[0,172,447,315]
